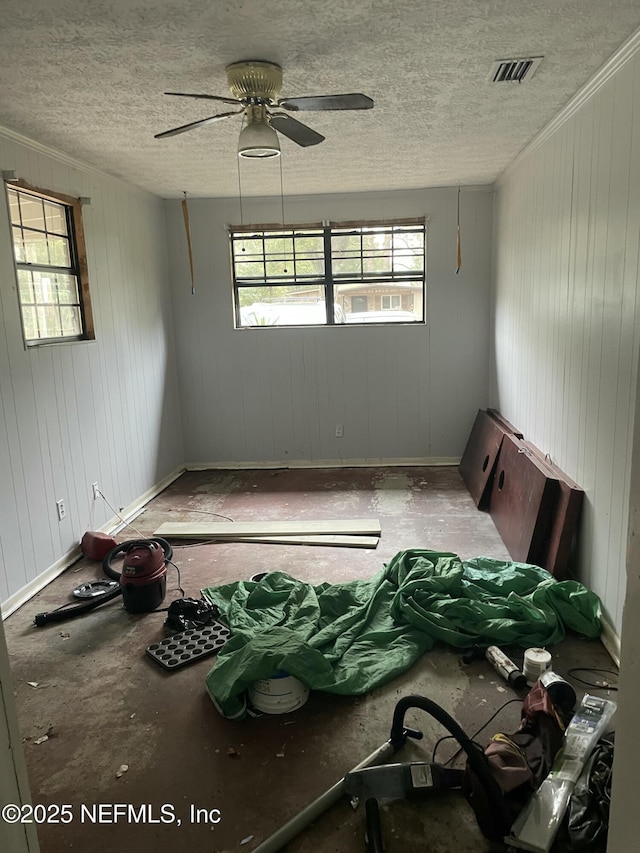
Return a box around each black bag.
[164,596,222,631]
[554,733,615,852]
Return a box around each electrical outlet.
[56,499,66,521]
[335,424,344,438]
[92,482,99,501]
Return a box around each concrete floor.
[4,466,616,853]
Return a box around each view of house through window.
[230,219,425,327]
[6,182,94,344]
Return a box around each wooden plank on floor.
[154,519,382,538]
[214,534,380,548]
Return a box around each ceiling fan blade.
[154,110,242,139]
[269,114,325,147]
[165,91,240,106]
[278,93,374,111]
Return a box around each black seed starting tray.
[146,623,231,671]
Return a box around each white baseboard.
[1,466,186,620]
[599,612,621,668]
[1,544,85,621]
[107,467,186,534]
[187,457,461,470]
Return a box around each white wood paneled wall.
[492,48,640,633]
[165,187,493,466]
[0,133,184,608]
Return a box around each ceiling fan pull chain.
[236,148,246,252]
[278,157,287,248]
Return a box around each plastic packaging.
[506,694,617,852]
[561,733,614,851]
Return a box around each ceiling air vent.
[488,56,543,83]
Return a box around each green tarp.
[202,550,602,719]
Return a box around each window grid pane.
[43,200,68,235]
[17,270,82,338]
[232,229,325,285]
[18,194,45,231]
[332,225,424,283]
[12,226,26,262]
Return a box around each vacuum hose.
[34,587,123,626]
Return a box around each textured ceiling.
[0,0,639,199]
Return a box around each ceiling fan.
[154,60,374,158]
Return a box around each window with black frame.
[230,218,425,327]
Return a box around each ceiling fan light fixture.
[156,60,373,153]
[238,119,281,159]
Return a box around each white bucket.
[523,647,552,682]
[248,671,309,714]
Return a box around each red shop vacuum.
[34,538,172,627]
[117,539,168,612]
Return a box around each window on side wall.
[6,181,95,345]
[230,218,426,328]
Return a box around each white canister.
[523,647,552,682]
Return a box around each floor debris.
[116,764,129,778]
[30,724,55,744]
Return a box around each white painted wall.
[165,186,493,466]
[0,132,185,609]
[491,47,640,636]
[608,345,640,850]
